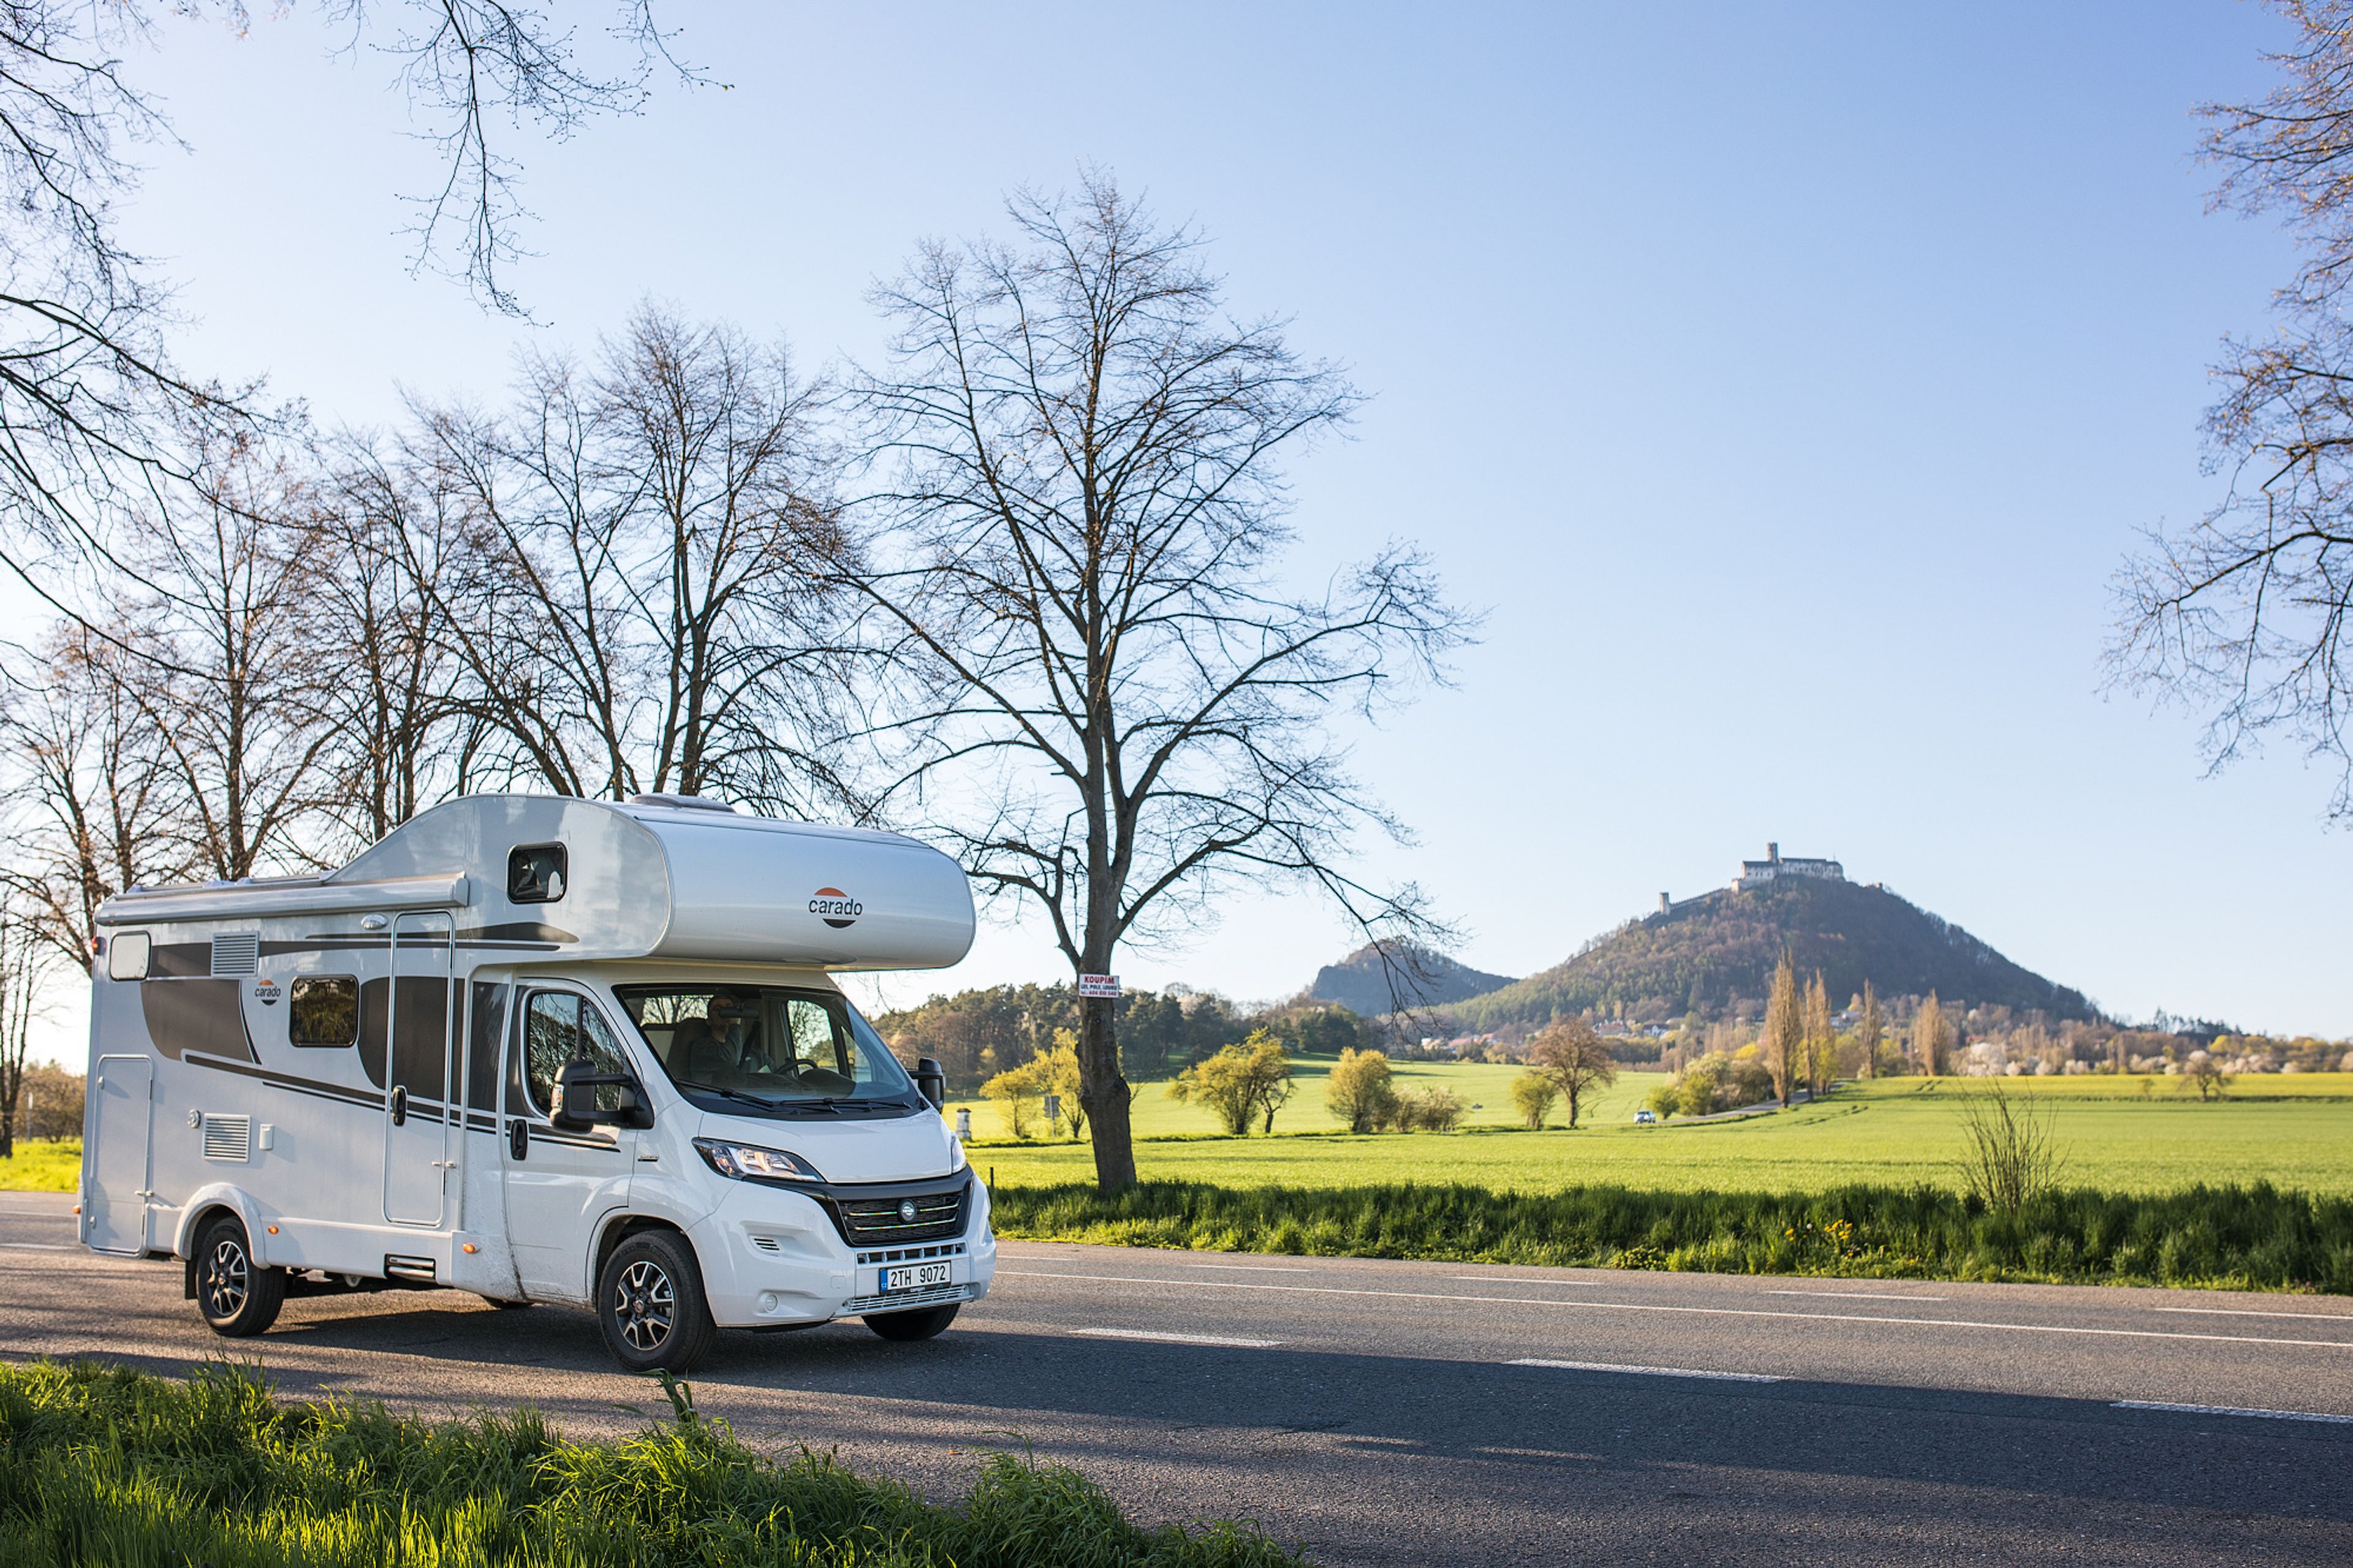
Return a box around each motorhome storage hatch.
[78,793,988,1373]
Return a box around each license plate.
[883,1261,952,1293]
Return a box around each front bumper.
[686,1174,995,1328]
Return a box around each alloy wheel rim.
[204,1237,248,1318]
[615,1259,675,1350]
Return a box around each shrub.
[1643,1081,1680,1120]
[1395,1085,1467,1132]
[1955,1080,2066,1213]
[1512,1070,1559,1128]
[1325,1047,1399,1133]
[1678,1066,1719,1118]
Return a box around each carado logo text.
[809,887,862,929]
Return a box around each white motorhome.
[78,793,991,1372]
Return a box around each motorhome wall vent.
[208,933,259,975]
[202,1113,251,1162]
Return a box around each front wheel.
[194,1215,284,1338]
[863,1302,960,1341]
[594,1230,716,1373]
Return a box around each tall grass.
[991,1179,2353,1293]
[0,1359,1306,1567]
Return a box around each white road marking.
[1512,1358,1781,1383]
[997,1270,2353,1351]
[2153,1306,2353,1322]
[0,1243,70,1251]
[1181,1262,1327,1274]
[2113,1400,2353,1425]
[1071,1327,1282,1349]
[1449,1275,1635,1286]
[1768,1290,1950,1302]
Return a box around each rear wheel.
[194,1215,284,1338]
[863,1302,960,1341]
[594,1230,716,1373]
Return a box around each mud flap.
[183,1256,197,1301]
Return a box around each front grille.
[828,1180,968,1247]
[202,1114,251,1162]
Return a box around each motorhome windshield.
[612,985,921,1118]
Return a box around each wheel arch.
[172,1183,264,1260]
[592,1211,701,1297]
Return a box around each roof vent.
[209,933,259,975]
[628,793,745,814]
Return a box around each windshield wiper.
[672,1079,778,1110]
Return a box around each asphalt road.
[4,1190,2350,1566]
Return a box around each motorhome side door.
[85,1055,153,1255]
[501,986,638,1302]
[382,912,458,1228]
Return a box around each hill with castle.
[1309,844,2101,1027]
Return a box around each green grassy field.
[963,1072,2353,1197]
[0,1139,78,1194]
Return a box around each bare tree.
[855,176,1468,1190]
[1,623,191,968]
[1762,952,1802,1106]
[0,896,47,1159]
[406,306,857,810]
[2113,4,2353,816]
[1527,1016,1616,1130]
[303,441,477,849]
[117,430,338,879]
[0,2,697,612]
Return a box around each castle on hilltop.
[1734,842,1844,891]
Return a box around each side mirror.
[555,1059,648,1129]
[915,1056,945,1111]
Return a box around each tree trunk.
[1077,987,1135,1189]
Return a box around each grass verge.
[0,1139,79,1194]
[991,1179,2353,1293]
[0,1358,1306,1567]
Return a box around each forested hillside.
[1448,878,2100,1028]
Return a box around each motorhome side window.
[522,991,630,1116]
[507,843,567,903]
[287,976,359,1047]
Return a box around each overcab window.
[289,976,360,1047]
[507,843,567,904]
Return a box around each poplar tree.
[1858,982,1885,1078]
[1912,991,1949,1077]
[1803,971,1835,1097]
[1762,953,1803,1107]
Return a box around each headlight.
[694,1137,827,1185]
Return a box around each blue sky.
[32,1,2350,1043]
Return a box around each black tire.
[194,1214,284,1338]
[863,1302,960,1341]
[594,1230,716,1373]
